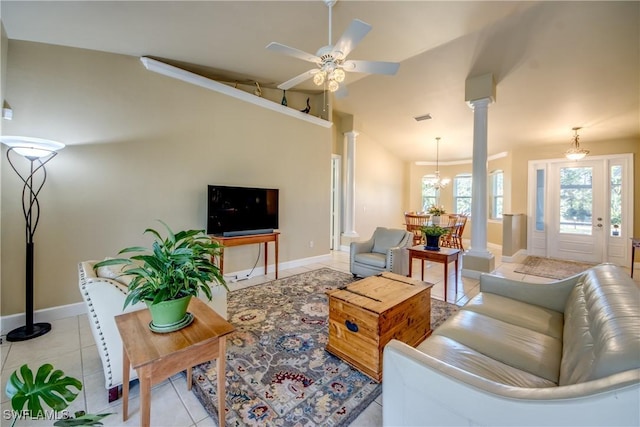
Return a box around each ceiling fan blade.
[277,69,319,90]
[342,60,400,75]
[331,19,372,59]
[266,42,320,64]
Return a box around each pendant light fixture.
[425,137,450,190]
[565,127,589,161]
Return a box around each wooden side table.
[115,298,235,427]
[408,246,460,302]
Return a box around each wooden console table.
[210,231,280,279]
[116,298,234,427]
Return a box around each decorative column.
[343,131,359,238]
[462,97,495,277]
[468,98,492,256]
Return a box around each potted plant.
[421,224,449,251]
[5,363,112,426]
[427,205,446,225]
[94,220,227,332]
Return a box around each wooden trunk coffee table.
[326,272,433,381]
[115,298,235,427]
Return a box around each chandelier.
[565,127,589,161]
[425,137,450,190]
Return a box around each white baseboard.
[224,253,332,281]
[1,254,333,336]
[501,249,528,264]
[1,302,87,336]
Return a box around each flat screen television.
[207,185,279,236]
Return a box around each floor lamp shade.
[1,136,65,341]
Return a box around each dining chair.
[440,215,461,248]
[404,212,430,246]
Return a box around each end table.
[115,298,234,427]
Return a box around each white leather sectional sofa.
[78,260,227,401]
[383,263,640,426]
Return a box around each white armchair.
[350,227,413,278]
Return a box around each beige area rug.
[514,256,597,280]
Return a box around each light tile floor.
[2,250,638,426]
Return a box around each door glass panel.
[535,169,545,231]
[559,167,593,235]
[610,165,622,237]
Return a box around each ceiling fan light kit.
[266,0,399,94]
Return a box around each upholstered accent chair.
[78,260,227,402]
[350,227,413,278]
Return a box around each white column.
[343,131,359,237]
[467,97,492,257]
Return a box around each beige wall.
[1,41,332,315]
[353,132,406,240]
[1,23,6,313]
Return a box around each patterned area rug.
[514,256,596,280]
[190,268,459,426]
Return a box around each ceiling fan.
[266,0,400,94]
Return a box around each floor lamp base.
[6,322,52,342]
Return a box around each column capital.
[344,130,360,139]
[467,97,493,110]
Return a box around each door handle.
[596,224,603,228]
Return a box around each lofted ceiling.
[1,1,638,162]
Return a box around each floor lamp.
[1,136,65,341]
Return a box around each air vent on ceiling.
[414,113,432,122]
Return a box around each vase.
[146,295,192,331]
[424,234,441,251]
[431,215,441,225]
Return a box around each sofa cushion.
[434,310,562,383]
[354,252,387,268]
[560,264,640,385]
[462,293,564,339]
[417,335,557,388]
[372,228,407,254]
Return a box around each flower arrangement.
[427,205,446,215]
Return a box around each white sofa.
[383,263,640,426]
[78,260,227,401]
[350,227,413,278]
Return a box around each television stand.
[210,231,280,279]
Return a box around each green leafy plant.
[93,220,227,309]
[5,363,111,427]
[427,205,446,215]
[421,224,449,237]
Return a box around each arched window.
[421,175,439,211]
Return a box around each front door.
[548,160,604,263]
[528,154,633,265]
